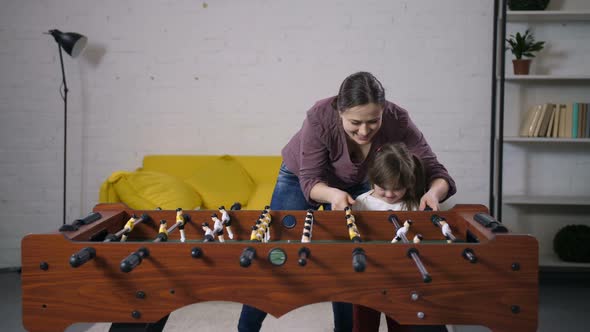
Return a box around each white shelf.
[540,252,590,269]
[503,137,590,143]
[506,10,590,22]
[503,74,590,81]
[503,195,590,206]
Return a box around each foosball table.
[21,203,538,332]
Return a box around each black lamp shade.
[49,29,87,58]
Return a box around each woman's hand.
[310,183,355,211]
[329,188,356,211]
[419,178,450,211]
[419,190,440,211]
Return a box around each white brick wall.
[0,0,493,267]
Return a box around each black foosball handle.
[239,247,256,267]
[120,247,150,273]
[352,247,366,272]
[298,247,311,266]
[69,247,96,268]
[473,213,508,233]
[462,248,478,264]
[191,247,203,258]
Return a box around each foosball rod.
[344,207,366,272]
[388,214,432,283]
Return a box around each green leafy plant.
[508,0,550,11]
[506,29,545,60]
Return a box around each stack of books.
[519,103,590,138]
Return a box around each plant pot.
[512,59,531,75]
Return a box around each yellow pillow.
[184,155,255,209]
[108,170,202,210]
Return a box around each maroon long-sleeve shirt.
[281,97,456,204]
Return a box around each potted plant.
[506,29,545,75]
[508,0,550,11]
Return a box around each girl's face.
[372,184,407,205]
[339,103,383,145]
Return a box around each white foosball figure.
[211,214,225,243]
[201,222,215,242]
[219,206,234,239]
[413,234,423,244]
[440,220,455,243]
[392,220,413,243]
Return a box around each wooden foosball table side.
[21,204,538,332]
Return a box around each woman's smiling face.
[339,103,383,145]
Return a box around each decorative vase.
[512,59,531,75]
[508,0,550,11]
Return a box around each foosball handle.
[239,247,256,267]
[298,247,311,266]
[76,212,102,225]
[473,213,508,233]
[69,247,96,268]
[352,247,366,272]
[120,247,150,273]
[462,248,478,264]
[191,247,203,258]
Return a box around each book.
[586,103,590,138]
[545,104,556,138]
[538,103,554,137]
[561,104,572,138]
[558,104,567,137]
[527,104,543,137]
[572,103,579,138]
[532,104,548,137]
[579,104,586,138]
[552,105,561,138]
[519,105,539,137]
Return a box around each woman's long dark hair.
[368,142,426,211]
[332,72,385,112]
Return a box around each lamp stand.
[57,44,68,225]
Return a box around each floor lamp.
[46,29,88,225]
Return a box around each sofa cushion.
[108,170,202,210]
[185,155,255,209]
[245,183,275,210]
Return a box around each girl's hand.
[330,189,356,211]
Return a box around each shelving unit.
[491,1,590,270]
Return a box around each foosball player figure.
[211,213,225,243]
[250,225,261,242]
[413,234,423,244]
[218,206,234,239]
[155,220,168,242]
[440,219,454,243]
[201,222,215,242]
[259,213,271,242]
[392,219,413,243]
[256,218,268,242]
[344,206,355,223]
[301,215,313,243]
[120,214,138,242]
[176,208,187,242]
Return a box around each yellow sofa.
[99,155,282,210]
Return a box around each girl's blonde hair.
[368,142,426,210]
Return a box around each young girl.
[352,142,447,332]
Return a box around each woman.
[237,72,456,332]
